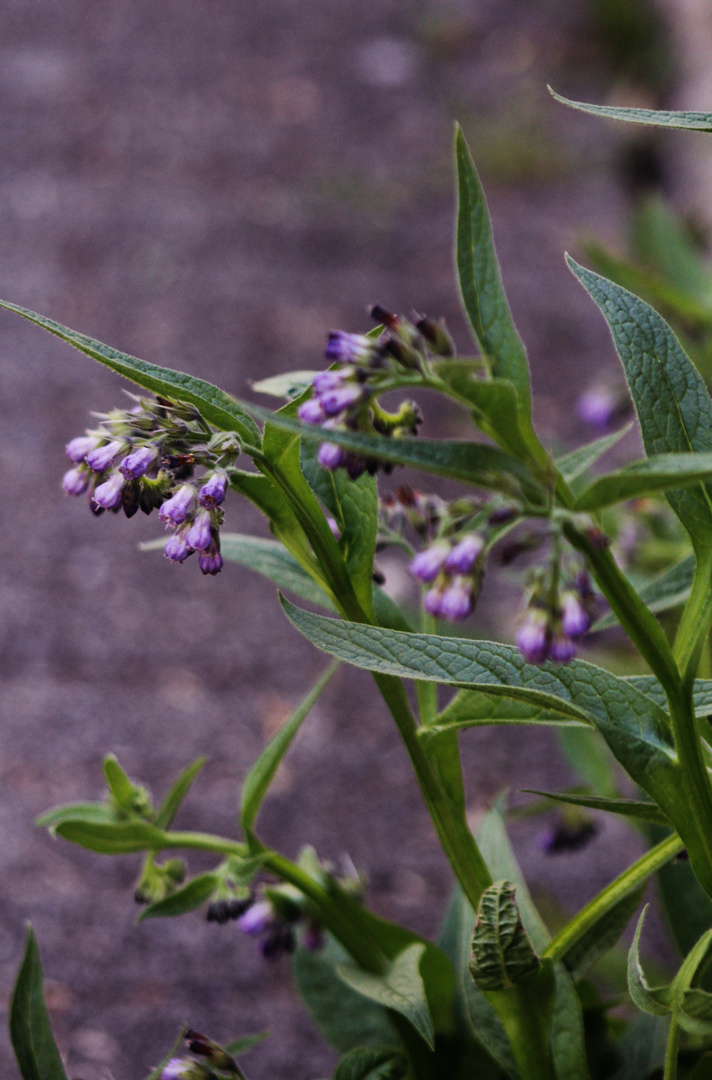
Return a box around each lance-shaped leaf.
[628,907,675,1015]
[337,943,435,1050]
[333,1046,409,1080]
[567,259,712,548]
[626,674,712,715]
[562,885,646,982]
[251,371,320,399]
[10,928,70,1080]
[423,688,588,742]
[0,299,260,445]
[522,790,671,826]
[138,872,220,921]
[454,125,532,416]
[549,87,712,131]
[679,989,712,1036]
[154,756,207,830]
[574,452,712,510]
[555,425,632,483]
[468,880,541,991]
[594,554,695,630]
[37,801,118,832]
[53,818,169,854]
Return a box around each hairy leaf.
[54,819,168,854]
[574,452,712,510]
[561,885,646,981]
[154,756,207,830]
[10,928,69,1080]
[549,87,712,131]
[555,426,632,482]
[337,944,435,1049]
[469,881,541,990]
[333,1046,409,1080]
[595,554,695,630]
[627,908,674,1015]
[523,790,670,826]
[138,872,219,921]
[251,371,320,398]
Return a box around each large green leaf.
[337,944,435,1050]
[54,818,169,853]
[594,554,695,630]
[555,426,632,483]
[10,929,69,1080]
[0,299,260,445]
[574,452,712,510]
[567,259,712,548]
[469,881,541,991]
[454,126,532,416]
[561,885,646,982]
[549,88,712,131]
[426,688,588,737]
[626,675,712,715]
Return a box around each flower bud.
[65,434,101,463]
[165,530,192,563]
[260,923,296,961]
[444,534,485,574]
[439,580,474,621]
[198,472,227,509]
[319,384,364,418]
[93,470,125,510]
[313,369,350,394]
[414,315,454,356]
[185,510,213,551]
[538,820,597,854]
[548,632,576,664]
[298,398,326,424]
[62,467,89,496]
[122,478,142,518]
[517,609,549,665]
[317,442,348,471]
[198,540,223,576]
[85,439,127,472]
[560,591,590,639]
[237,899,274,937]
[120,444,159,479]
[409,541,450,583]
[325,331,378,365]
[159,484,196,526]
[424,587,443,617]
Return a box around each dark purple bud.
[159,484,196,526]
[517,609,549,665]
[313,369,350,395]
[260,923,296,961]
[575,571,594,599]
[576,386,631,429]
[444,534,485,574]
[185,510,213,551]
[319,384,364,418]
[65,434,101,463]
[62,467,89,496]
[227,896,253,919]
[369,304,397,328]
[488,505,517,526]
[325,331,376,365]
[548,633,576,664]
[317,442,348,470]
[439,581,474,621]
[119,444,159,479]
[93,471,125,510]
[165,530,192,563]
[538,820,597,854]
[199,472,227,509]
[346,455,367,480]
[560,592,590,639]
[122,478,141,518]
[85,439,127,472]
[409,541,450,583]
[198,540,223,576]
[586,526,610,550]
[414,315,454,356]
[424,587,443,616]
[206,900,230,924]
[298,398,326,424]
[302,921,325,952]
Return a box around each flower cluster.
[297,305,447,477]
[62,394,240,575]
[162,1029,242,1079]
[516,570,597,665]
[409,532,486,620]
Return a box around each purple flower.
[424,588,443,616]
[576,387,622,429]
[549,633,576,664]
[62,467,89,496]
[298,399,326,424]
[517,609,549,665]
[302,921,325,952]
[198,540,223,576]
[65,435,101,463]
[93,471,125,510]
[317,442,348,470]
[326,516,341,540]
[409,541,450,583]
[260,923,296,961]
[199,472,227,509]
[444,534,485,574]
[439,581,474,621]
[158,484,195,526]
[319,384,364,418]
[119,444,159,479]
[313,369,350,394]
[164,531,192,563]
[237,900,274,937]
[161,1059,192,1080]
[538,820,597,854]
[325,331,375,365]
[185,510,213,551]
[560,591,590,638]
[346,455,366,480]
[85,439,127,472]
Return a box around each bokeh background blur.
[1,1,712,1077]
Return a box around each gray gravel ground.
[0,1,682,1077]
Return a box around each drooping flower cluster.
[62,395,240,575]
[409,532,486,620]
[297,305,451,477]
[517,570,597,665]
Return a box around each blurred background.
[1,0,712,1077]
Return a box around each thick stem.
[664,1016,679,1080]
[666,686,712,897]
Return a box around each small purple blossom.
[549,633,576,664]
[165,530,192,563]
[576,387,623,429]
[185,510,213,551]
[298,399,326,424]
[65,435,101,463]
[517,609,549,665]
[92,471,125,510]
[444,534,485,574]
[317,442,348,470]
[158,484,195,526]
[161,1059,192,1080]
[198,472,227,509]
[313,369,350,394]
[85,439,127,472]
[560,591,590,638]
[119,444,158,479]
[319,384,364,418]
[325,331,375,365]
[538,820,597,854]
[198,540,223,576]
[424,587,443,616]
[62,467,89,496]
[237,899,274,937]
[409,541,450,583]
[439,581,474,620]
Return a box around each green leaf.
[229,470,324,581]
[154,757,207,830]
[626,674,712,716]
[567,258,712,548]
[37,801,118,832]
[476,807,550,952]
[469,880,541,990]
[137,872,219,921]
[54,819,168,854]
[679,988,712,1036]
[549,87,712,131]
[556,725,618,797]
[594,554,695,630]
[251,371,320,398]
[337,944,435,1050]
[609,1014,668,1080]
[555,426,632,483]
[10,928,70,1080]
[454,125,532,416]
[293,937,400,1054]
[210,532,337,610]
[223,1031,270,1057]
[333,1046,408,1080]
[103,754,136,810]
[627,907,674,1015]
[0,299,260,445]
[426,688,588,736]
[560,885,646,981]
[550,965,590,1080]
[651,818,712,969]
[574,452,712,510]
[522,790,670,826]
[240,661,338,835]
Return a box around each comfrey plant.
[11,93,712,1080]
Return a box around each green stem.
[544,833,683,964]
[416,612,439,724]
[674,548,712,686]
[664,1015,679,1080]
[665,686,712,897]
